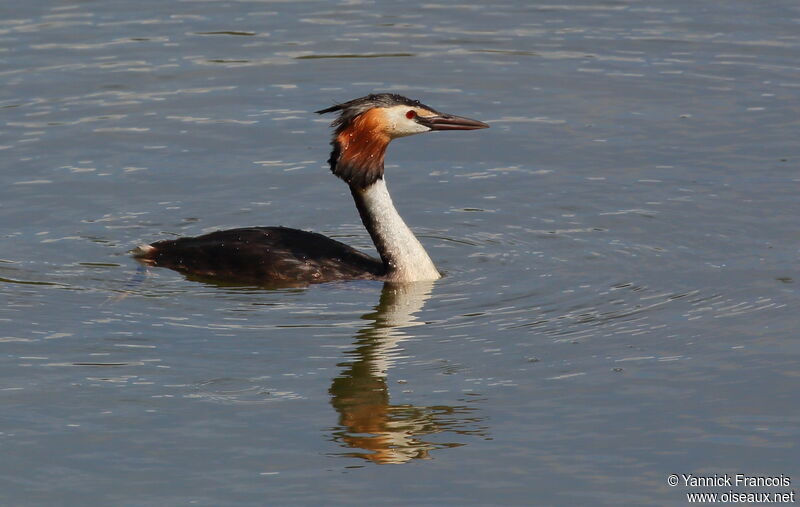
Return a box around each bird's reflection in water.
[329,281,486,464]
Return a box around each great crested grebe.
[134,94,488,285]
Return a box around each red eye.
[405,110,417,119]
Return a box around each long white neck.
[351,178,441,282]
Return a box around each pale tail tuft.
[131,243,156,258]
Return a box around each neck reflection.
[329,281,486,464]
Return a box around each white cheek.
[392,121,431,138]
[384,108,432,138]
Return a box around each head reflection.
[328,281,485,464]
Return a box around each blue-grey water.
[2,0,798,505]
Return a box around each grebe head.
[316,94,488,188]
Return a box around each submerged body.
[138,227,384,285]
[135,94,488,286]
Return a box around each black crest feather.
[316,93,437,134]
